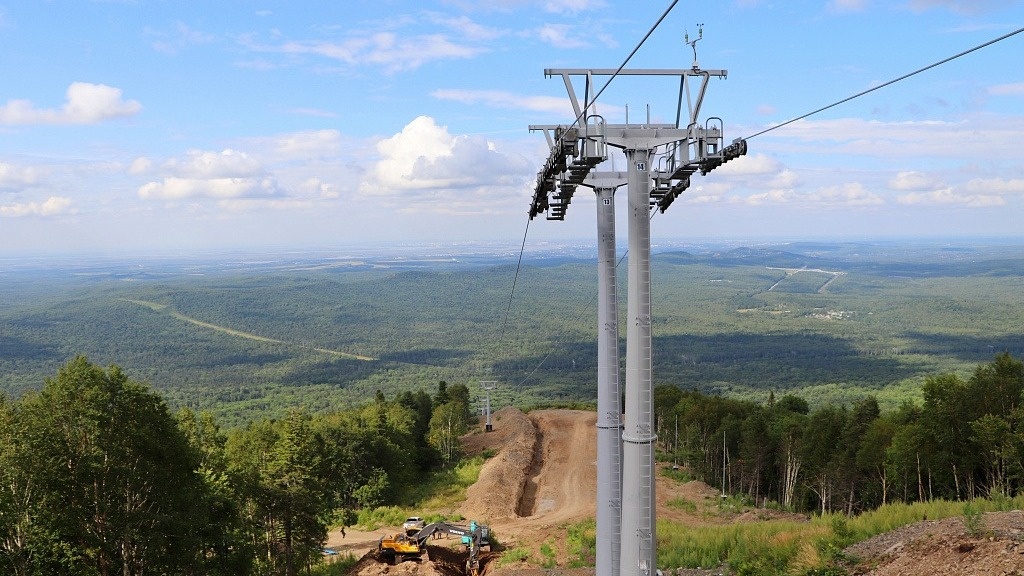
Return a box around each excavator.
[378,520,490,575]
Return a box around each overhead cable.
[746,25,1024,140]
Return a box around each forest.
[655,352,1024,514]
[4,352,1024,575]
[0,357,475,576]
[2,241,1023,425]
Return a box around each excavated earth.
[337,406,1024,576]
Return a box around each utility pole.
[528,44,745,576]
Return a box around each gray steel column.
[595,186,622,576]
[620,148,656,576]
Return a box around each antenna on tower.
[685,24,703,70]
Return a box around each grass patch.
[498,547,533,566]
[411,456,486,509]
[355,505,408,531]
[661,466,696,483]
[565,519,596,567]
[539,540,557,568]
[716,493,750,515]
[667,497,698,514]
[309,553,359,575]
[354,456,485,529]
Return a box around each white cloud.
[162,149,264,179]
[0,83,141,125]
[425,14,504,41]
[128,157,153,175]
[988,83,1024,97]
[810,182,885,206]
[431,89,572,115]
[303,177,339,199]
[0,196,73,217]
[964,177,1024,195]
[896,187,1005,207]
[268,31,484,73]
[147,21,215,55]
[759,116,1024,162]
[359,116,533,209]
[714,153,780,176]
[543,0,605,14]
[217,197,315,212]
[268,129,344,160]
[908,0,1008,15]
[889,170,940,191]
[138,176,284,201]
[746,189,798,205]
[828,0,868,12]
[137,149,278,201]
[0,162,39,190]
[768,169,802,189]
[536,24,589,49]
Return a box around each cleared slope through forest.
[121,298,375,360]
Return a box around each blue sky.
[1,1,1022,256]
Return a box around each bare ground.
[338,407,1024,576]
[843,510,1024,576]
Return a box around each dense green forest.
[2,241,1023,423]
[0,357,474,576]
[5,353,1024,575]
[656,353,1024,514]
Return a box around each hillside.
[331,408,1024,576]
[3,241,1024,424]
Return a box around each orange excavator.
[377,520,490,575]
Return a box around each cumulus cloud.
[268,129,343,160]
[128,157,154,175]
[811,183,885,206]
[964,177,1024,195]
[0,162,39,190]
[138,176,283,201]
[746,189,799,205]
[137,148,285,201]
[259,29,484,73]
[161,149,264,179]
[359,116,533,208]
[889,171,940,191]
[536,24,589,48]
[0,196,73,218]
[431,89,572,115]
[896,188,1004,207]
[0,83,141,125]
[714,153,781,176]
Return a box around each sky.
[1,0,1023,257]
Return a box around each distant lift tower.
[528,60,746,576]
[480,381,497,432]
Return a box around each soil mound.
[458,407,538,521]
[844,510,1024,575]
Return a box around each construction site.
[325,407,788,576]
